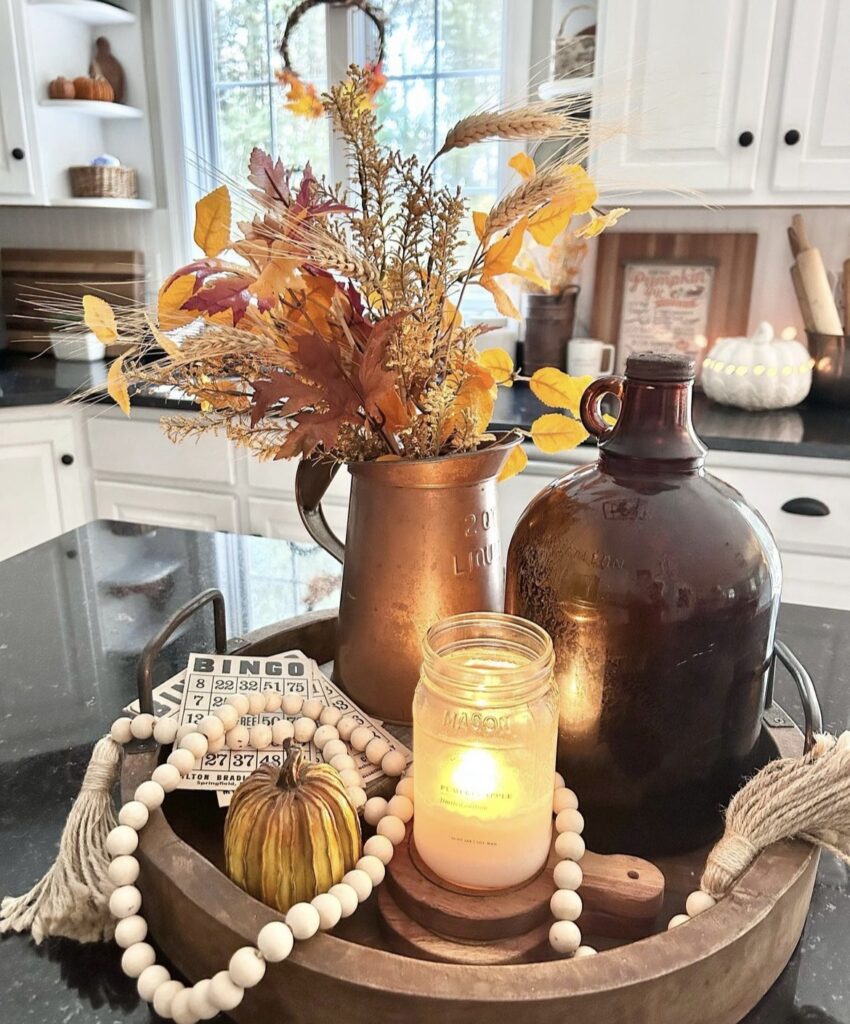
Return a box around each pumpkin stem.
[277,737,303,790]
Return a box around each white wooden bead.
[134,780,165,810]
[555,831,586,862]
[281,693,303,716]
[109,884,142,918]
[574,945,598,958]
[311,892,343,930]
[153,979,185,1018]
[167,748,196,775]
[213,704,239,731]
[328,883,359,918]
[171,987,200,1024]
[553,787,579,814]
[118,800,149,831]
[363,834,395,865]
[356,855,386,886]
[152,763,183,793]
[208,970,244,1012]
[207,733,226,754]
[313,725,340,750]
[138,964,171,1002]
[836,731,850,753]
[336,715,358,740]
[198,716,225,742]
[111,717,134,744]
[228,946,266,988]
[550,889,583,921]
[175,724,197,743]
[188,978,217,1020]
[130,714,156,740]
[668,914,690,929]
[247,692,266,716]
[286,901,321,940]
[377,815,406,845]
[381,750,406,777]
[395,777,414,801]
[553,860,583,891]
[350,726,374,751]
[153,717,179,745]
[106,825,138,857]
[228,694,250,716]
[403,763,414,778]
[555,809,585,835]
[386,795,414,823]
[264,691,283,712]
[363,797,388,826]
[249,724,273,750]
[303,698,324,720]
[685,890,717,917]
[330,753,356,772]
[271,719,294,745]
[179,733,208,760]
[108,855,140,886]
[121,941,156,978]
[339,767,362,788]
[114,914,147,948]
[293,717,317,743]
[319,707,342,727]
[322,739,348,761]
[342,868,373,902]
[347,785,367,810]
[226,725,250,750]
[553,771,566,789]
[365,738,390,765]
[257,920,294,962]
[549,920,581,954]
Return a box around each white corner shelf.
[538,77,596,101]
[27,0,135,25]
[48,196,153,209]
[39,99,144,119]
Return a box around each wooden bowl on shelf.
[122,610,818,1024]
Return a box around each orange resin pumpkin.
[48,76,75,99]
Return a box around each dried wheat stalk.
[483,165,581,238]
[436,104,588,156]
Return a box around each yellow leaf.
[472,210,487,243]
[249,258,301,303]
[561,164,598,214]
[527,199,577,247]
[498,443,528,482]
[575,207,630,239]
[158,274,197,331]
[479,347,514,387]
[508,151,535,180]
[483,218,528,277]
[194,186,231,257]
[529,368,593,415]
[603,413,618,426]
[530,413,588,453]
[478,275,520,319]
[440,374,495,442]
[83,294,117,344]
[107,354,130,416]
[144,314,181,360]
[509,262,548,290]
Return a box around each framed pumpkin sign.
[590,232,757,375]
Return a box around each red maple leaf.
[182,273,257,325]
[247,147,292,206]
[357,314,407,431]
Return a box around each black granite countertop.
[0,521,848,1023]
[2,352,850,460]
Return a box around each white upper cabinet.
[0,0,38,197]
[772,0,850,193]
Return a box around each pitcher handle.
[580,374,624,440]
[295,458,346,564]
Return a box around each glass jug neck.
[599,377,706,471]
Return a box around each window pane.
[268,0,327,84]
[435,76,500,191]
[274,105,332,178]
[376,79,436,158]
[438,0,503,72]
[381,0,436,76]
[212,0,271,83]
[215,85,272,185]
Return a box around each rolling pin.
[792,214,843,335]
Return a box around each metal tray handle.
[773,639,823,752]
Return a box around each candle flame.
[451,747,500,800]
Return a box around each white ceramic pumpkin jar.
[701,321,812,410]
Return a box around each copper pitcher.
[296,434,521,724]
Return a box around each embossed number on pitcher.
[455,508,497,575]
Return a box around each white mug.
[567,338,616,377]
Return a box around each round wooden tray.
[123,608,819,1024]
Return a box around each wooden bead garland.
[106,691,592,1021]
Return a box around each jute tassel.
[701,731,850,899]
[0,735,122,943]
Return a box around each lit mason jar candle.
[412,612,558,890]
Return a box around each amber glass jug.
[505,353,782,854]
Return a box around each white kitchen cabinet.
[0,413,87,559]
[247,496,349,546]
[93,480,239,532]
[0,0,38,198]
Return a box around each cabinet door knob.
[60,453,75,466]
[11,147,25,160]
[784,129,801,146]
[737,130,754,147]
[781,497,829,517]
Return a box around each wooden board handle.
[796,248,843,335]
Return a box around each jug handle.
[580,374,624,440]
[295,458,345,564]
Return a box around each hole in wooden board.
[627,870,639,879]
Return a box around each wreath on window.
[277,0,387,118]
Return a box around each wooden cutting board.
[0,248,144,356]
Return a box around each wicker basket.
[69,165,138,199]
[551,5,596,79]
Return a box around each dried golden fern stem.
[436,108,569,156]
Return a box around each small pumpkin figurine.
[224,740,362,913]
[73,76,114,102]
[48,76,75,99]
